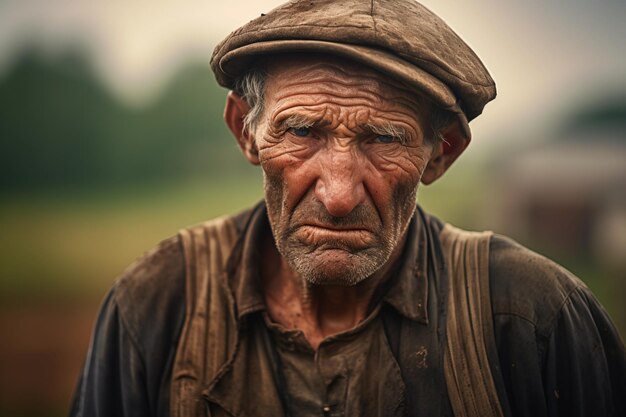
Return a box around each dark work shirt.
[264,307,407,417]
[70,203,626,417]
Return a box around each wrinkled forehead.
[263,53,429,109]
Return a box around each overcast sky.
[1,0,625,152]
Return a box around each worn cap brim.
[217,39,471,139]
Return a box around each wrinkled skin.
[253,57,435,286]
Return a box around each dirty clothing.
[70,202,626,417]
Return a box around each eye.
[374,135,396,144]
[290,127,311,137]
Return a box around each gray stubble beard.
[282,237,393,286]
[264,180,412,287]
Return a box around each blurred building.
[492,100,626,267]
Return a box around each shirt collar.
[227,202,430,324]
[380,211,429,324]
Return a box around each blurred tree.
[0,46,250,195]
[0,47,124,191]
[559,96,626,140]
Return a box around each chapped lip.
[300,222,371,232]
[295,224,376,248]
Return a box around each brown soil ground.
[0,302,99,417]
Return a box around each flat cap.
[210,0,496,139]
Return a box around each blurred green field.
[0,176,265,303]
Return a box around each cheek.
[262,166,283,202]
[367,146,431,188]
[259,136,318,217]
[257,132,316,176]
[364,147,430,227]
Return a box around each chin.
[291,248,386,286]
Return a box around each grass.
[0,176,264,302]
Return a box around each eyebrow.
[280,114,319,129]
[365,122,410,144]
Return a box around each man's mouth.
[295,224,375,248]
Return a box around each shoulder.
[110,205,258,347]
[417,207,588,337]
[116,234,185,294]
[112,235,186,352]
[488,234,587,337]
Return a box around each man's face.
[252,56,436,286]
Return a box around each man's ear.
[421,121,470,185]
[224,91,260,165]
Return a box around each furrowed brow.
[365,122,410,144]
[280,114,317,129]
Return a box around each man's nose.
[314,146,366,217]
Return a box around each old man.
[70,1,626,416]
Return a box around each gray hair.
[232,67,267,135]
[233,68,455,144]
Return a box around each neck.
[261,232,406,350]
